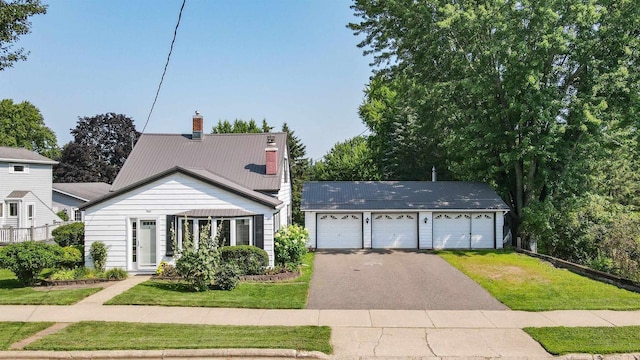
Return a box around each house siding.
[496,212,505,249]
[418,211,433,249]
[84,173,277,272]
[53,192,85,220]
[305,211,316,248]
[363,211,372,248]
[276,144,291,227]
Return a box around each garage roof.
[301,181,509,211]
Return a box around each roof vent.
[192,111,203,141]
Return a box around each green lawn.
[438,250,640,311]
[0,322,54,350]
[107,252,314,308]
[25,321,332,353]
[525,326,640,355]
[0,269,102,305]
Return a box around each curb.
[0,348,329,359]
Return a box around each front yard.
[524,326,640,355]
[0,269,102,305]
[107,252,314,308]
[438,250,640,311]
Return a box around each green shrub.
[215,262,240,290]
[104,268,128,280]
[274,224,309,267]
[156,261,180,278]
[60,246,83,269]
[89,242,108,272]
[73,267,99,279]
[52,222,84,247]
[49,268,75,281]
[56,210,69,221]
[220,245,268,275]
[173,219,220,291]
[0,241,63,286]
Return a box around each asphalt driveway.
[307,250,507,310]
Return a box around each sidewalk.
[1,275,639,359]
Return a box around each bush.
[104,268,128,280]
[89,242,108,272]
[52,222,84,247]
[173,219,219,291]
[274,224,309,267]
[49,268,75,280]
[220,245,268,275]
[56,210,69,221]
[156,261,180,278]
[215,262,240,290]
[0,241,63,286]
[60,246,83,269]
[73,267,99,279]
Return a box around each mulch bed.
[34,279,116,290]
[153,270,302,282]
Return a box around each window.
[131,221,137,263]
[284,158,289,183]
[216,219,231,247]
[74,209,82,221]
[235,219,250,245]
[27,204,34,219]
[9,164,28,173]
[8,202,17,217]
[0,203,3,218]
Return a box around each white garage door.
[317,213,362,248]
[371,213,418,248]
[471,213,494,249]
[433,213,471,249]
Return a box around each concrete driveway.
[307,249,507,310]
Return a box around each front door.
[138,220,157,269]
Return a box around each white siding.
[496,212,505,249]
[418,211,433,249]
[363,211,372,248]
[276,143,292,227]
[84,173,277,272]
[305,211,316,248]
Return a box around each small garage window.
[9,164,28,173]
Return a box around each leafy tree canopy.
[54,113,139,183]
[0,99,59,159]
[0,0,47,71]
[312,136,380,181]
[211,119,273,134]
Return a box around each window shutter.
[166,215,176,256]
[254,215,264,249]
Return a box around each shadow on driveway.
[307,249,507,310]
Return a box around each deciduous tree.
[0,99,59,158]
[0,0,47,70]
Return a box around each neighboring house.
[81,113,291,273]
[52,182,111,221]
[0,147,62,236]
[302,181,509,250]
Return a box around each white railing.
[0,223,63,243]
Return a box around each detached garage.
[302,181,510,250]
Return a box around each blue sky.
[0,0,373,160]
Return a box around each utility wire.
[142,0,187,133]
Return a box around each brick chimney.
[192,111,203,140]
[265,135,277,176]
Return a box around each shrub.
[49,268,75,281]
[60,246,83,269]
[89,242,108,272]
[52,222,84,247]
[220,245,268,275]
[56,210,69,221]
[104,268,128,280]
[274,224,309,267]
[156,261,180,278]
[0,241,63,286]
[215,262,240,290]
[173,219,220,291]
[73,267,99,279]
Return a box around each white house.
[52,182,111,222]
[0,147,62,240]
[81,113,292,273]
[302,181,510,250]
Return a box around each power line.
[142,0,187,133]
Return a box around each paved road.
[307,249,508,310]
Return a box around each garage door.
[372,213,417,248]
[471,213,494,249]
[433,213,496,249]
[317,213,362,248]
[433,213,471,249]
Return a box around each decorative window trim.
[9,164,28,173]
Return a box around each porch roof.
[174,209,257,218]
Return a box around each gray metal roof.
[6,190,29,199]
[52,182,111,202]
[301,181,510,211]
[0,146,57,165]
[174,209,257,217]
[111,132,287,192]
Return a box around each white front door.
[138,220,157,269]
[372,213,418,248]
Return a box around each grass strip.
[25,321,332,353]
[438,250,640,311]
[0,322,54,350]
[0,269,102,305]
[107,252,314,309]
[524,326,640,355]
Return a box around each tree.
[350,0,640,235]
[282,123,308,225]
[211,119,262,134]
[54,113,139,183]
[311,136,380,181]
[0,99,59,158]
[0,0,47,71]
